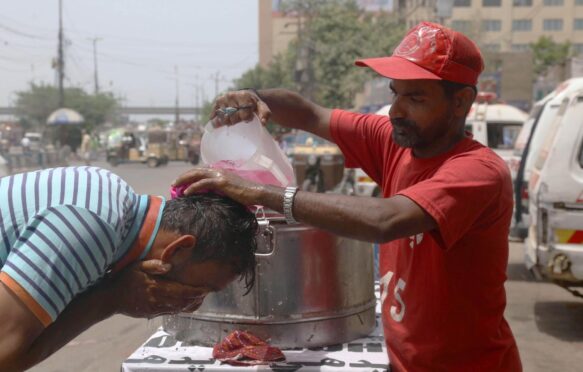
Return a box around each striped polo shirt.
[0,166,165,327]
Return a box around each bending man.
[0,166,257,371]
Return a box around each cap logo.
[393,25,440,63]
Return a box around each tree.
[15,83,120,132]
[234,51,296,92]
[308,1,404,107]
[530,36,571,77]
[233,0,404,109]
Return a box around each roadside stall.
[122,115,386,372]
[122,284,388,372]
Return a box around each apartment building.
[259,0,394,67]
[398,0,583,55]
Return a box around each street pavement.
[28,161,583,371]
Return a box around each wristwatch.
[283,186,299,224]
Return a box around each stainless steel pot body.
[163,215,376,348]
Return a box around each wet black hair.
[159,193,258,293]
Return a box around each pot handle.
[256,218,276,256]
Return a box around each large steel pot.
[163,212,376,348]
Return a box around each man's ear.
[160,235,197,265]
[454,87,476,118]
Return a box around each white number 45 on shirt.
[380,271,406,323]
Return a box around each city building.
[396,0,583,106]
[259,0,394,68]
[398,0,583,54]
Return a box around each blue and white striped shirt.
[0,166,165,326]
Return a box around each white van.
[465,102,528,167]
[510,78,583,239]
[526,87,583,295]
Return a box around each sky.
[0,0,259,108]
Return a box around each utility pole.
[293,4,314,101]
[57,0,65,107]
[175,65,180,124]
[91,37,102,94]
[195,85,200,122]
[194,74,199,122]
[212,71,221,98]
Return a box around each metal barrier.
[2,146,67,174]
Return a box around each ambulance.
[510,78,583,240]
[526,86,583,295]
[464,93,528,168]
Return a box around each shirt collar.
[111,195,166,274]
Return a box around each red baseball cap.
[356,22,484,86]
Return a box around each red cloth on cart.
[212,330,285,366]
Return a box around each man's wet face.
[172,260,238,294]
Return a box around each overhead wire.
[0,23,53,40]
[0,6,259,103]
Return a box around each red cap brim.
[355,56,442,81]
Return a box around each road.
[29,161,583,371]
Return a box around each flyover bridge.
[0,106,201,116]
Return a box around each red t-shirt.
[330,109,522,372]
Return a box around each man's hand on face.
[107,259,208,319]
[211,90,271,127]
[172,167,264,206]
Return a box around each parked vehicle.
[288,131,344,191]
[301,154,325,193]
[355,168,380,197]
[465,98,528,167]
[525,87,583,297]
[510,78,583,239]
[23,132,43,151]
[187,133,202,165]
[106,128,169,168]
[332,168,356,195]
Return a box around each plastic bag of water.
[200,114,295,187]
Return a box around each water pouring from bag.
[170,115,295,199]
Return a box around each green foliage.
[15,83,120,132]
[233,0,404,109]
[530,36,571,76]
[309,1,404,107]
[233,52,296,91]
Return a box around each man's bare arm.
[256,89,333,141]
[176,169,437,243]
[212,89,333,141]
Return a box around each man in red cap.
[173,22,522,371]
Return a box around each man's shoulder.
[443,140,512,196]
[36,204,114,232]
[450,139,510,172]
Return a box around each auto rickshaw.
[106,127,169,168]
[287,131,344,192]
